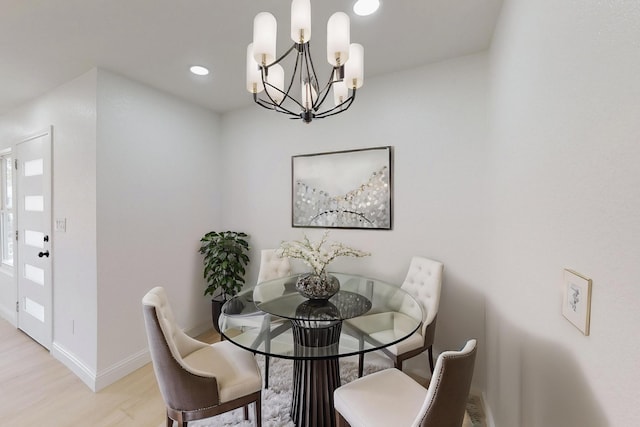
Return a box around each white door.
[16,128,52,349]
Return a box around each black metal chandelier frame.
[252,41,356,124]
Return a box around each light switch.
[55,218,66,232]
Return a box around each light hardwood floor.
[0,318,219,427]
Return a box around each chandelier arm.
[301,44,322,111]
[314,89,357,119]
[253,93,282,111]
[254,90,301,118]
[303,43,320,92]
[259,67,302,117]
[262,51,308,114]
[264,44,298,68]
[282,50,304,110]
[313,68,339,113]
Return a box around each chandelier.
[246,0,364,124]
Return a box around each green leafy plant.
[199,231,250,300]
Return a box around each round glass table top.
[219,273,423,360]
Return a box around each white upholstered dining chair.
[142,287,262,427]
[257,248,292,284]
[355,256,444,376]
[334,339,477,427]
[252,249,292,388]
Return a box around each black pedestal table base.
[290,320,342,427]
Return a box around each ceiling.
[0,0,503,116]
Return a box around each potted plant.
[199,231,250,332]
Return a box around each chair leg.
[395,359,403,372]
[336,410,350,427]
[428,346,435,373]
[244,405,249,420]
[358,353,364,377]
[166,414,173,427]
[265,355,270,389]
[255,396,262,427]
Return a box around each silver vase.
[296,273,340,300]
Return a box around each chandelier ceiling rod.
[246,0,364,124]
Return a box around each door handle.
[38,250,50,258]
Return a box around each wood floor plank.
[0,318,219,426]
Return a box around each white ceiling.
[0,0,503,116]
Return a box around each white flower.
[278,230,370,276]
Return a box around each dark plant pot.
[211,298,224,335]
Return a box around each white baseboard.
[52,342,98,391]
[50,323,215,393]
[0,305,16,326]
[95,348,150,391]
[53,342,151,392]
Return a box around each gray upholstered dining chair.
[354,256,444,376]
[142,287,262,427]
[334,339,477,427]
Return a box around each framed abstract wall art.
[291,146,393,229]
[562,269,592,336]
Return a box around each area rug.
[180,355,388,427]
[173,355,483,427]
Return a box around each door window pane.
[25,297,45,323]
[24,230,44,249]
[24,159,44,177]
[1,213,13,265]
[24,263,44,285]
[1,154,13,267]
[24,195,44,212]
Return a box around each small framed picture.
[562,269,592,335]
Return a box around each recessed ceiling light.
[190,65,210,76]
[353,0,380,16]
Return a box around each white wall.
[0,70,99,375]
[0,68,223,391]
[221,53,491,389]
[486,1,640,426]
[95,69,222,387]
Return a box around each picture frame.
[291,146,392,229]
[562,269,592,335]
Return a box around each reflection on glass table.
[218,273,423,427]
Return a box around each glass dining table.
[218,273,423,427]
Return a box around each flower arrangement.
[278,230,370,276]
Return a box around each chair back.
[142,287,219,412]
[415,339,477,427]
[257,249,292,284]
[401,256,443,336]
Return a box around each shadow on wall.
[437,269,487,389]
[486,303,607,427]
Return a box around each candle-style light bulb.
[326,12,350,67]
[291,0,311,43]
[253,12,277,66]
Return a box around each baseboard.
[94,348,150,391]
[0,305,16,326]
[53,342,151,392]
[51,323,214,392]
[52,342,98,391]
[93,323,205,391]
